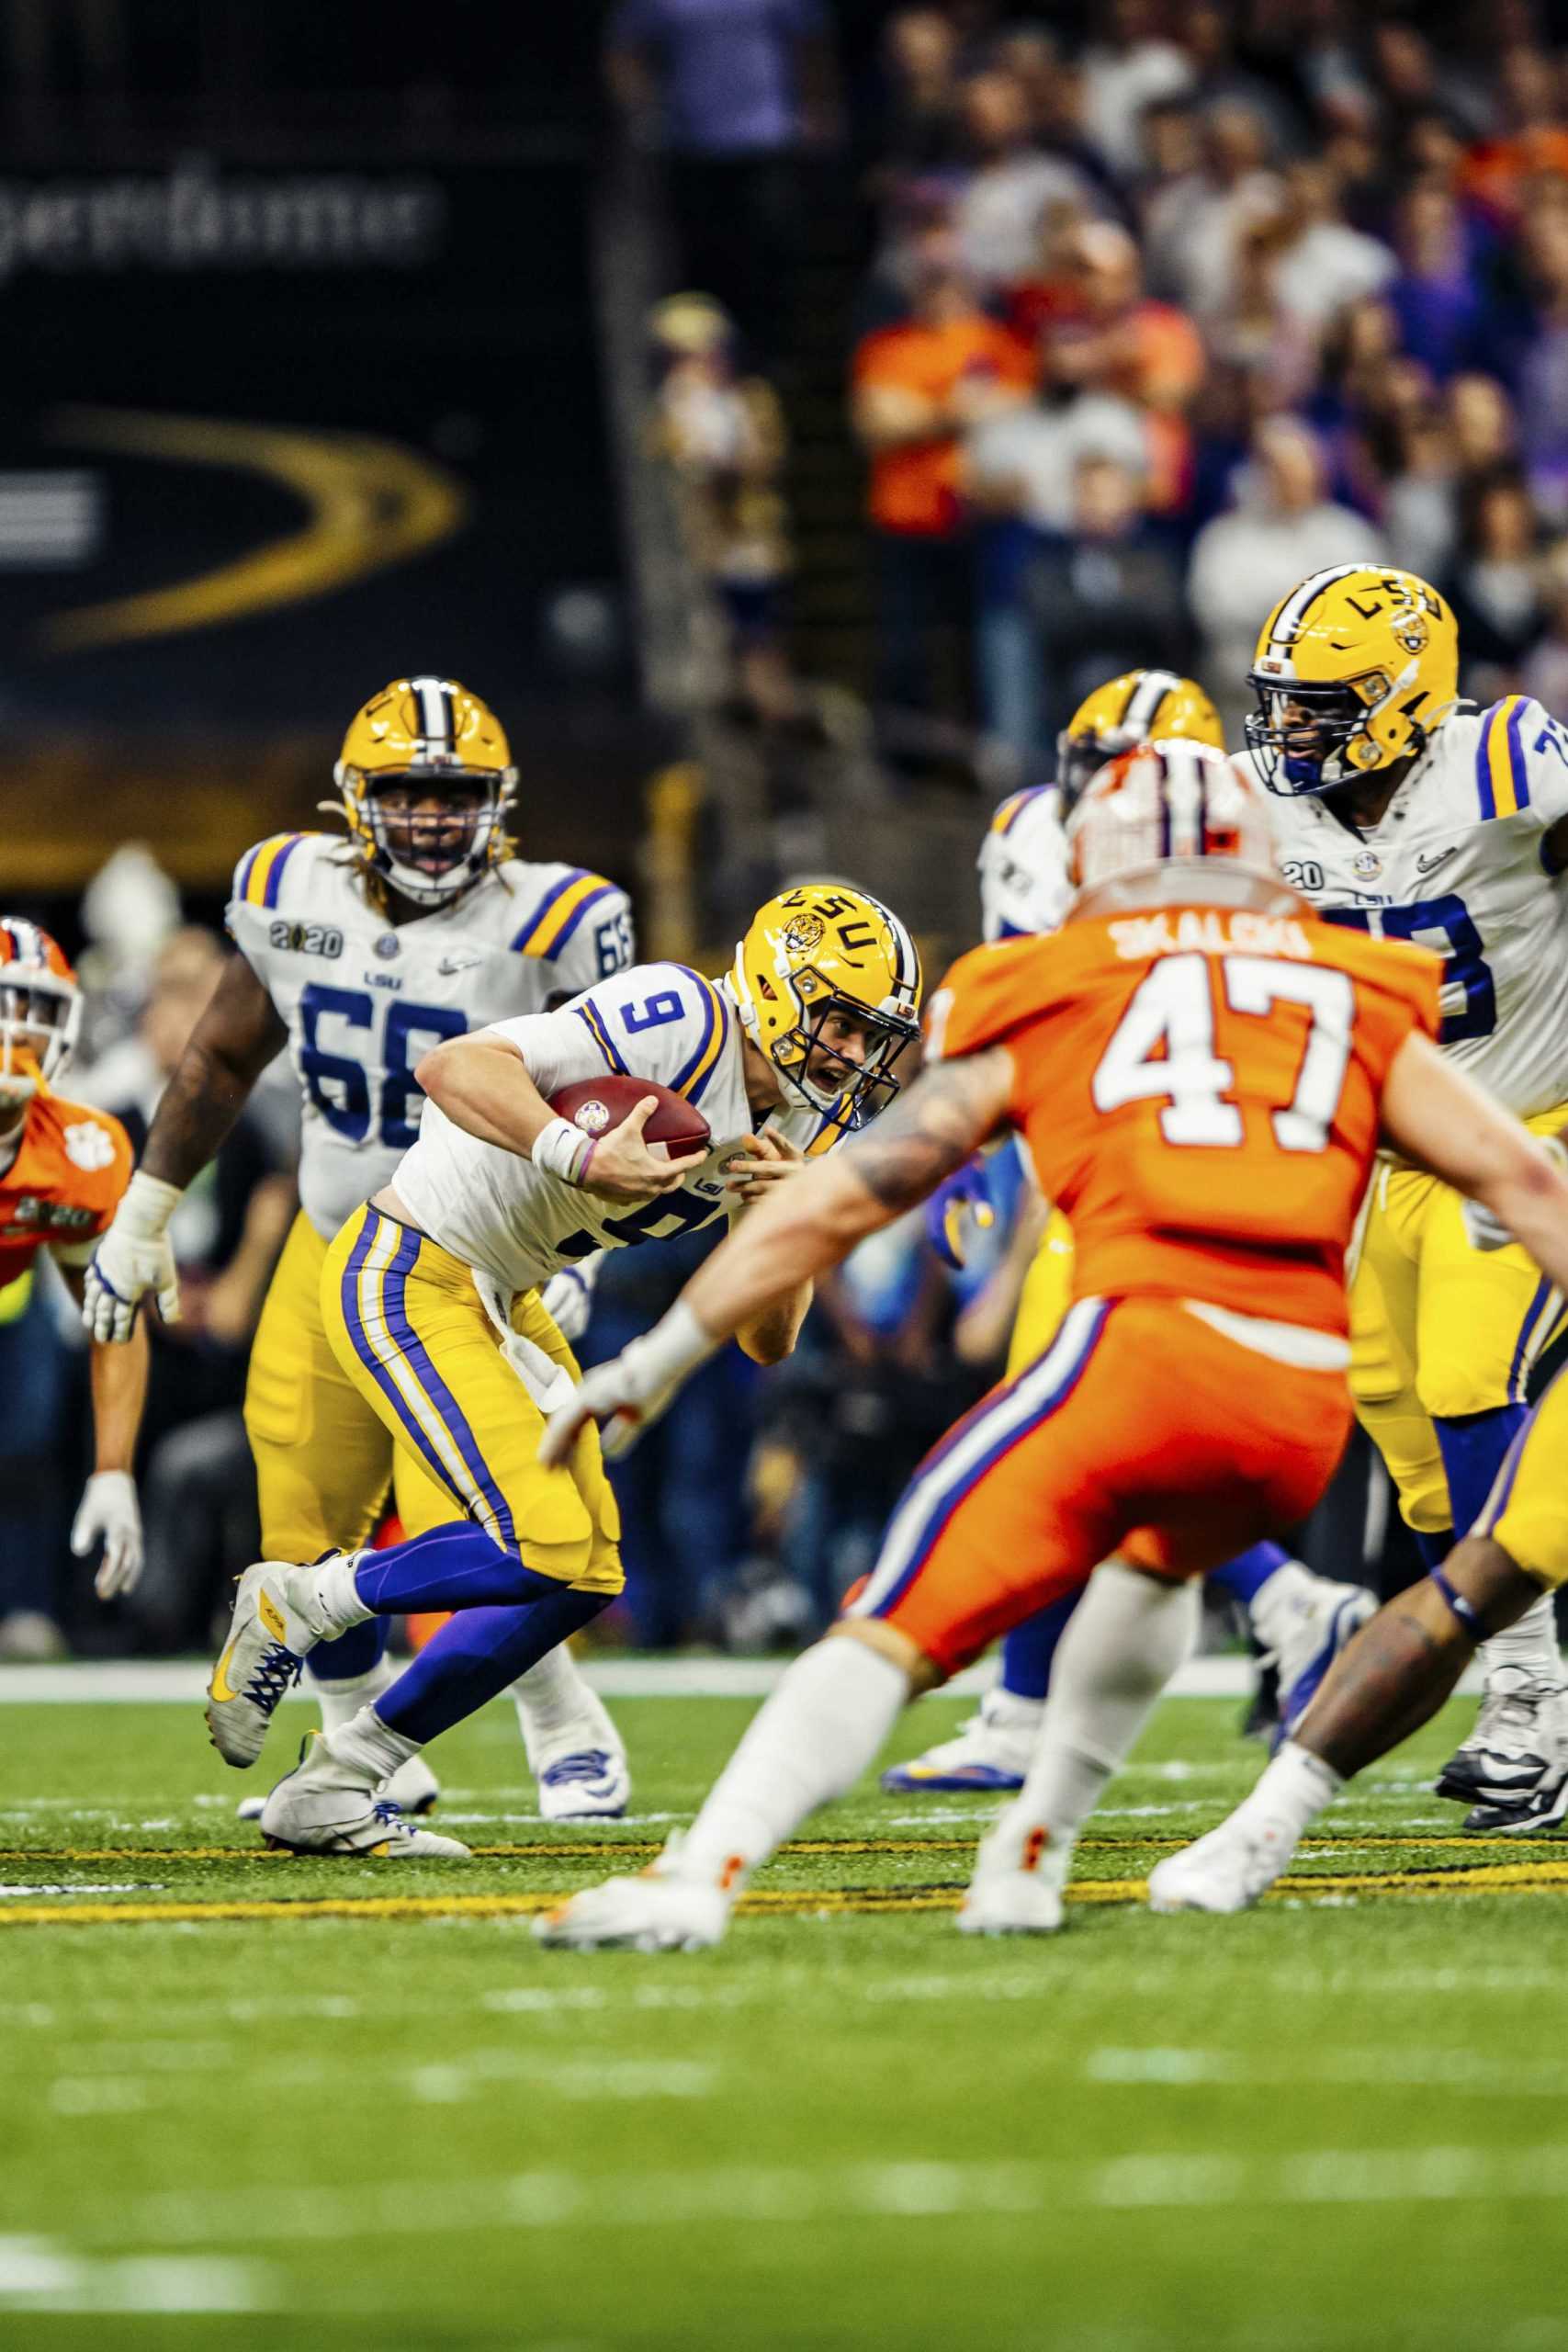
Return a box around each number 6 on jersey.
[1092,953,1355,1154]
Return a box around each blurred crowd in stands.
[611,0,1568,781]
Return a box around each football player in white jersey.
[890,670,1375,1795]
[200,884,921,1855]
[84,678,639,1820]
[1241,564,1568,1826]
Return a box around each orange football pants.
[845,1295,1352,1678]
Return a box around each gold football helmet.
[1246,565,1459,796]
[728,883,922,1133]
[333,676,517,907]
[1058,670,1224,808]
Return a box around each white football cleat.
[526,1684,632,1820]
[534,1837,731,1950]
[259,1733,469,1857]
[1269,1575,1376,1751]
[1147,1814,1296,1915]
[206,1563,327,1767]
[1435,1668,1568,1817]
[236,1749,440,1823]
[956,1809,1066,1935]
[881,1686,1043,1794]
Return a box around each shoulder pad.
[1472,695,1548,822]
[507,865,626,959]
[231,831,324,915]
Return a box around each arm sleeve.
[486,962,717,1096]
[1506,699,1568,830]
[547,881,637,995]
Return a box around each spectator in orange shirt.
[851,218,1034,761]
[1462,47,1568,228]
[1021,220,1204,514]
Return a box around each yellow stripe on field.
[8,1860,1568,1928]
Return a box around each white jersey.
[977,786,1072,943]
[1251,695,1568,1118]
[392,959,843,1297]
[227,831,635,1239]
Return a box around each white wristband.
[532,1115,594,1186]
[119,1168,185,1237]
[622,1300,719,1397]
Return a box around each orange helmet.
[0,917,81,1106]
[1066,740,1280,910]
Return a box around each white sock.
[511,1645,592,1744]
[326,1704,422,1788]
[308,1652,397,1736]
[679,1636,911,1888]
[987,1561,1200,1880]
[1226,1739,1343,1845]
[310,1551,372,1639]
[1479,1590,1562,1685]
[1248,1557,1331,1655]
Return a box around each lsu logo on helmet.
[1245,566,1459,797]
[333,676,518,908]
[729,883,921,1135]
[1058,669,1224,808]
[0,918,81,1107]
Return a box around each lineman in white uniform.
[85,677,638,1821]
[201,883,922,1854]
[1242,565,1568,1826]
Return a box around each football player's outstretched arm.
[1381,1033,1568,1295]
[141,952,288,1189]
[538,1048,1015,1462]
[57,1261,148,1597]
[84,954,286,1341]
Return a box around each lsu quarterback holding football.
[84,677,638,1822]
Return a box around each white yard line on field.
[53,2143,1568,2252]
[0,1655,1491,1704]
[0,2236,273,2313]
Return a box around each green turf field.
[6,1686,1568,2351]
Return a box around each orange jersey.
[0,1091,131,1288]
[929,902,1442,1337]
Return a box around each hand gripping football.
[548,1076,711,1161]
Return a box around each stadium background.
[11,0,1568,1655]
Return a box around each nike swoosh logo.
[209,1640,240,1704]
[1415,848,1458,874]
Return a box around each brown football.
[548,1076,711,1160]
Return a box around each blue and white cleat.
[206,1562,322,1768]
[525,1681,631,1819]
[238,1751,440,1823]
[259,1733,469,1857]
[882,1687,1043,1794]
[1271,1578,1377,1753]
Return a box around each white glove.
[538,1300,717,1467]
[1462,1134,1568,1251]
[71,1470,143,1599]
[82,1170,184,1342]
[540,1258,600,1344]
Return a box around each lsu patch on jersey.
[393,959,846,1297]
[0,1090,130,1286]
[1255,695,1568,1117]
[978,786,1071,943]
[227,831,634,1240]
[927,905,1440,1337]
